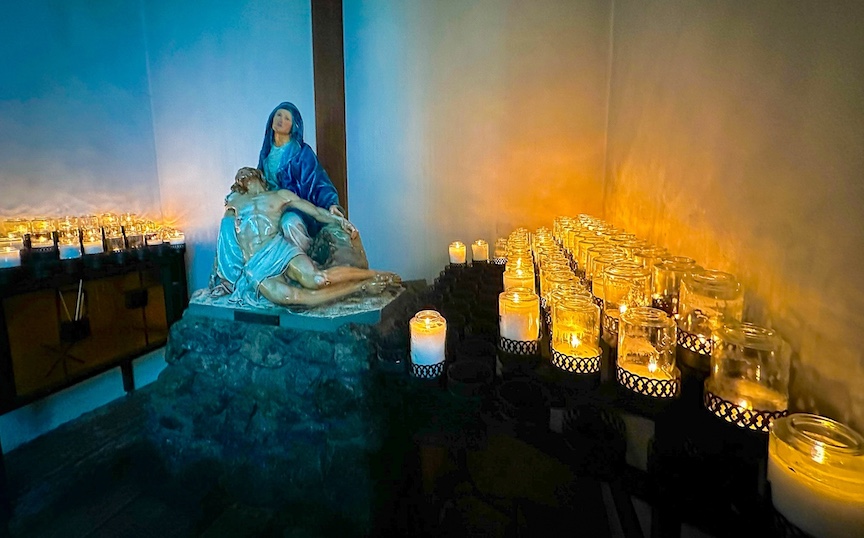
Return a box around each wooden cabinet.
[0,245,188,414]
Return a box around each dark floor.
[0,379,650,538]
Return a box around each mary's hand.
[337,216,358,239]
[328,205,345,219]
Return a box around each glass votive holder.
[676,269,744,372]
[448,241,467,265]
[0,238,22,268]
[616,306,680,399]
[768,413,864,538]
[409,310,447,379]
[633,245,669,270]
[28,216,56,249]
[576,236,606,274]
[704,322,790,432]
[56,216,82,260]
[503,266,536,293]
[652,256,700,316]
[3,218,29,241]
[101,213,125,252]
[493,237,508,265]
[551,296,602,375]
[539,264,573,304]
[601,261,652,347]
[498,288,540,348]
[587,252,626,295]
[545,283,592,331]
[471,239,489,263]
[81,227,105,255]
[122,213,145,249]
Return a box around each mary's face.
[272,109,294,138]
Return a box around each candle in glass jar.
[448,241,466,264]
[410,310,447,367]
[82,239,104,255]
[551,297,600,358]
[471,239,488,262]
[499,288,540,341]
[0,247,21,268]
[503,267,535,292]
[768,414,864,538]
[58,243,81,260]
[168,232,186,246]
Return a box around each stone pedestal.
[144,292,401,535]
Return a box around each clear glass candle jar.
[0,237,22,268]
[101,213,125,252]
[503,266,536,292]
[601,261,652,346]
[552,296,601,359]
[471,239,489,262]
[585,245,624,279]
[652,256,700,316]
[768,414,864,538]
[705,322,790,430]
[602,261,652,313]
[587,252,627,294]
[539,262,572,298]
[410,310,447,377]
[677,269,744,365]
[498,288,540,342]
[576,236,606,273]
[122,213,145,249]
[56,216,82,260]
[493,237,508,260]
[28,217,56,248]
[448,241,467,264]
[3,218,29,241]
[617,306,679,395]
[633,245,669,271]
[547,283,592,314]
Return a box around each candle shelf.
[0,245,188,413]
[447,360,493,399]
[703,389,788,433]
[373,262,796,537]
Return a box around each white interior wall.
[0,1,160,218]
[344,0,613,281]
[143,0,316,293]
[604,1,864,430]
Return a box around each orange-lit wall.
[604,1,864,429]
[344,0,613,279]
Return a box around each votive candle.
[0,246,21,268]
[448,241,466,264]
[410,310,447,367]
[768,414,864,538]
[498,288,540,341]
[471,239,488,262]
[503,267,535,292]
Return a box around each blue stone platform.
[187,284,404,332]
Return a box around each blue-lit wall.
[0,0,316,452]
[0,1,160,217]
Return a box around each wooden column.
[311,0,349,216]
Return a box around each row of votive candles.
[0,214,185,268]
[494,220,862,537]
[447,239,491,264]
